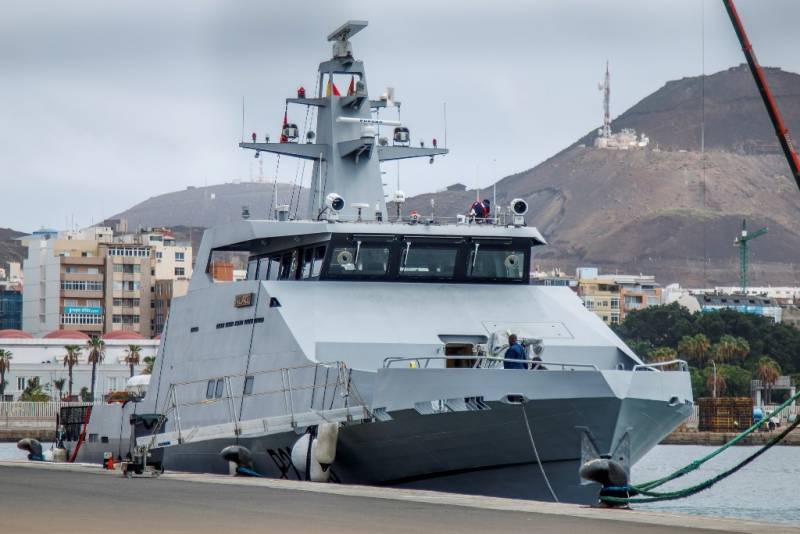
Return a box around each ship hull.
[72,389,691,505]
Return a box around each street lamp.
[711,360,717,399]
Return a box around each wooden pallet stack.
[697,397,753,432]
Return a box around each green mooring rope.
[600,390,800,504]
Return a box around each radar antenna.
[327,20,368,59]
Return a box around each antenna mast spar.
[599,61,611,139]
[723,0,800,190]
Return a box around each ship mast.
[239,20,448,221]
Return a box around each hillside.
[399,65,800,286]
[0,227,26,270]
[114,182,308,230]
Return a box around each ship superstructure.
[64,21,692,504]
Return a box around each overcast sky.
[2,0,799,232]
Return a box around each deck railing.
[382,355,600,370]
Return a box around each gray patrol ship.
[61,21,693,504]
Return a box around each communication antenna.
[598,62,611,139]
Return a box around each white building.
[0,329,158,401]
[662,283,702,313]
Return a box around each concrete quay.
[0,460,797,534]
[662,429,800,446]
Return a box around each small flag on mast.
[280,111,288,143]
[325,79,341,97]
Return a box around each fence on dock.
[681,402,797,431]
[0,401,95,430]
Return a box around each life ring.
[504,254,519,269]
[336,250,354,266]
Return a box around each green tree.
[53,377,67,401]
[124,345,142,377]
[717,364,752,397]
[677,334,711,368]
[647,346,677,363]
[143,356,156,375]
[0,349,12,397]
[19,377,50,402]
[616,303,697,349]
[712,335,750,365]
[86,336,106,401]
[704,367,727,398]
[62,345,82,400]
[625,339,653,360]
[79,386,91,402]
[690,367,707,398]
[756,356,781,404]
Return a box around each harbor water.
[1,443,797,524]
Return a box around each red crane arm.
[722,0,800,190]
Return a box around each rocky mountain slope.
[400,65,800,286]
[114,182,308,230]
[0,227,26,271]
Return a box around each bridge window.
[466,243,525,281]
[327,241,391,278]
[399,241,457,280]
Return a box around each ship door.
[444,343,475,368]
[439,335,488,369]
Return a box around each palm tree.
[693,334,712,367]
[712,335,749,364]
[0,349,12,398]
[732,337,750,364]
[648,347,677,363]
[143,356,156,375]
[86,336,106,401]
[677,334,711,368]
[53,378,67,401]
[756,356,781,404]
[63,345,82,400]
[124,344,142,377]
[705,367,727,397]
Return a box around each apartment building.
[21,227,192,338]
[575,267,662,325]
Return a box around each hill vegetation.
[616,303,800,400]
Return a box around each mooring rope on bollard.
[600,389,800,504]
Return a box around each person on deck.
[482,199,491,221]
[503,334,527,369]
[468,200,486,222]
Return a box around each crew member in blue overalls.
[503,334,527,369]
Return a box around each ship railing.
[382,355,600,371]
[319,214,513,227]
[157,361,368,446]
[632,359,689,372]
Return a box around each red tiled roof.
[43,329,91,340]
[0,329,33,339]
[102,331,146,340]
